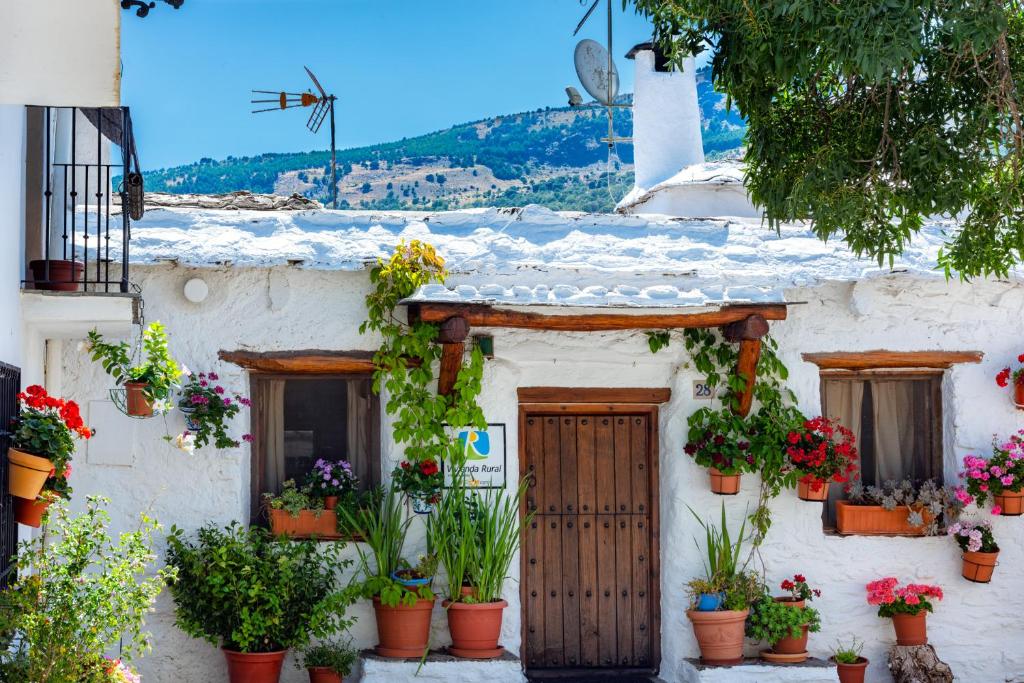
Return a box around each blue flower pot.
[696,592,726,611]
[391,570,432,588]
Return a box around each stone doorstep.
[680,657,839,683]
[359,649,527,683]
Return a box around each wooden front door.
[520,404,661,674]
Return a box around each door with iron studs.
[522,412,658,672]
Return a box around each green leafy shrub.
[0,497,169,682]
[747,592,821,644]
[87,322,182,408]
[264,479,325,517]
[165,522,354,653]
[302,640,358,675]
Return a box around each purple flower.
[223,398,232,405]
[190,395,209,405]
[242,433,254,443]
[199,380,208,387]
[239,397,252,407]
[208,372,219,380]
[214,386,225,395]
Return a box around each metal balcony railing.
[25,106,139,294]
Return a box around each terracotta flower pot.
[835,501,933,536]
[708,468,740,495]
[8,448,54,500]
[772,597,809,655]
[962,550,999,583]
[373,595,436,658]
[324,495,339,510]
[1015,383,1024,410]
[222,648,287,683]
[124,382,154,417]
[307,667,343,683]
[445,598,508,659]
[687,608,748,665]
[993,490,1024,516]
[797,479,830,502]
[891,611,927,646]
[13,496,52,528]
[268,508,340,539]
[29,259,83,291]
[831,656,868,683]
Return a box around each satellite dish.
[574,38,619,106]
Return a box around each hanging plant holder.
[110,386,156,419]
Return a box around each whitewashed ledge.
[359,650,526,682]
[677,658,839,683]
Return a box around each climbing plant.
[649,328,804,547]
[360,241,486,475]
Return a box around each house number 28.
[692,381,717,399]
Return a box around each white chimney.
[630,46,703,189]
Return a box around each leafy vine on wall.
[649,328,804,548]
[360,241,486,472]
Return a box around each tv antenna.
[567,0,631,150]
[251,66,339,209]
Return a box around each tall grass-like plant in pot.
[165,523,354,683]
[339,485,436,658]
[87,322,181,417]
[685,503,755,665]
[830,639,869,683]
[429,471,531,659]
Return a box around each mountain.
[144,67,745,213]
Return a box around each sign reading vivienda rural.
[444,424,507,488]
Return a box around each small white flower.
[77,340,93,353]
[173,432,195,454]
[153,399,173,414]
[180,364,192,378]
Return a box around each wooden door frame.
[517,387,668,674]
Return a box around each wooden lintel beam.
[218,349,379,374]
[802,350,983,370]
[437,342,465,396]
[517,387,672,404]
[410,303,787,332]
[733,339,762,417]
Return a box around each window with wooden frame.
[248,375,380,523]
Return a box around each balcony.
[22,105,137,294]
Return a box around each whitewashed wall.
[55,264,1024,683]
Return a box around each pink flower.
[242,433,254,443]
[991,505,1003,515]
[208,372,219,380]
[1001,475,1015,486]
[214,386,225,395]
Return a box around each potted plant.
[865,577,942,646]
[392,458,443,513]
[838,479,948,535]
[685,503,757,665]
[429,472,530,659]
[264,480,338,539]
[301,641,358,683]
[684,408,757,495]
[305,458,359,510]
[175,371,251,449]
[995,354,1024,409]
[87,322,181,417]
[7,385,91,502]
[28,258,84,292]
[954,433,1024,515]
[947,518,1000,583]
[0,497,168,682]
[747,587,821,663]
[339,485,436,658]
[165,522,354,683]
[13,463,72,528]
[391,554,438,589]
[785,416,858,501]
[830,638,868,683]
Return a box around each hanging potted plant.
[86,321,181,417]
[954,433,1024,516]
[995,355,1024,409]
[865,577,942,645]
[838,479,948,535]
[830,638,869,683]
[785,417,858,502]
[339,485,436,658]
[175,371,251,448]
[747,583,821,663]
[300,641,358,683]
[305,458,359,510]
[13,462,72,528]
[685,408,757,495]
[948,518,1000,583]
[166,522,355,683]
[392,458,443,513]
[264,480,338,539]
[7,385,91,502]
[429,469,531,659]
[685,504,760,664]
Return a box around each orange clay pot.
[831,656,869,683]
[267,508,341,539]
[373,595,435,658]
[771,597,809,655]
[687,609,748,665]
[891,611,928,646]
[307,667,342,683]
[1015,383,1024,410]
[708,468,740,495]
[7,448,53,500]
[835,501,933,536]
[13,495,52,528]
[323,496,339,510]
[444,599,508,659]
[222,648,287,683]
[993,490,1024,516]
[962,550,999,583]
[124,382,154,417]
[797,479,830,502]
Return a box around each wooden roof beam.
[802,350,983,370]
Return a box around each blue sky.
[122,1,653,171]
